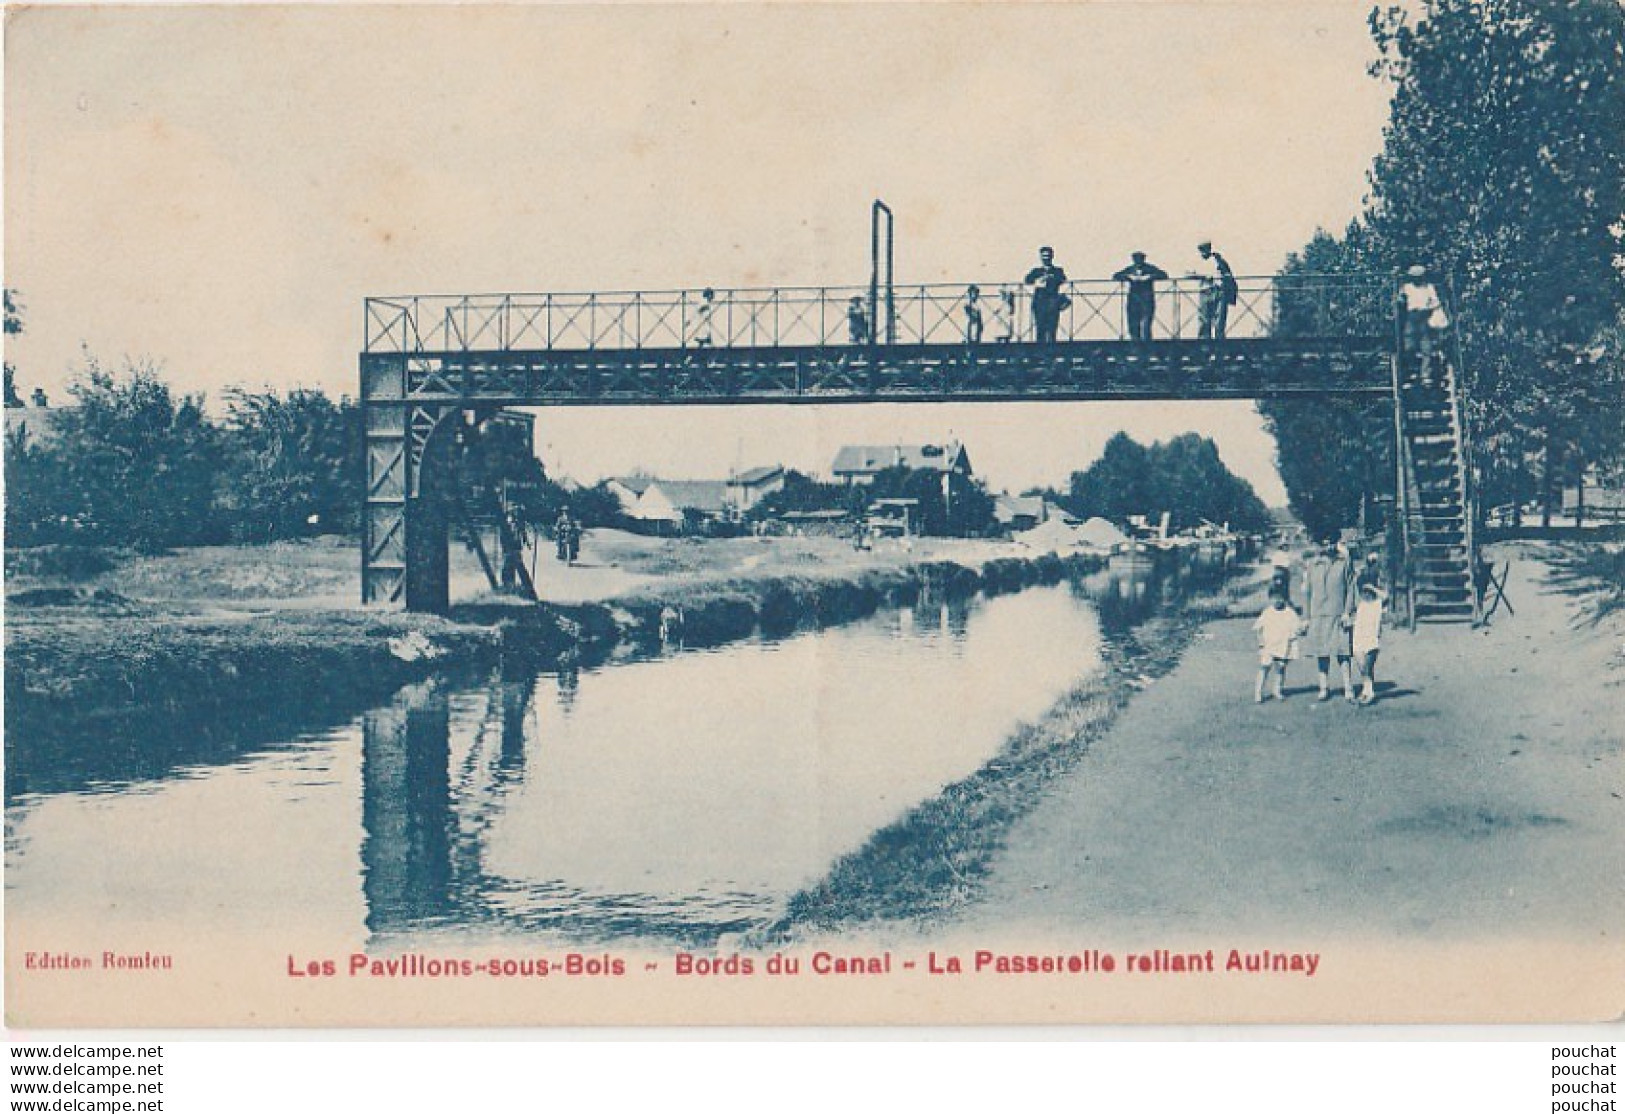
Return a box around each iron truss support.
[379,337,1391,411]
[360,353,462,606]
[360,337,1390,609]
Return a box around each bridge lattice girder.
[360,336,1391,607]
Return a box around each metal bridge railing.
[364,274,1391,355]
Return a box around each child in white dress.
[1351,582,1386,705]
[1252,591,1301,703]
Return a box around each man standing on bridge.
[1024,246,1069,344]
[1112,251,1169,342]
[962,285,984,344]
[1195,241,1237,340]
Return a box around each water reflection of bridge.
[357,562,1223,943]
[362,675,781,942]
[360,273,1396,611]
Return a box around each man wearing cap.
[1023,245,1069,344]
[1194,241,1237,340]
[1112,251,1169,342]
[1397,264,1445,375]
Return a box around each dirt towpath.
[959,545,1625,945]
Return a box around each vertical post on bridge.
[870,199,895,346]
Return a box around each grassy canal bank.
[764,581,1246,942]
[767,539,1625,949]
[4,533,1100,794]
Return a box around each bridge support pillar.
[361,682,453,934]
[403,495,451,615]
[361,348,462,612]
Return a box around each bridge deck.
[362,336,1393,407]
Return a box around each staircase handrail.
[1444,275,1482,625]
[1389,295,1418,631]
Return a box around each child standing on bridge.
[847,296,870,345]
[991,287,1017,343]
[1253,590,1301,703]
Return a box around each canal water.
[5,568,1211,951]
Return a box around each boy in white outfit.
[1253,591,1300,703]
[1351,582,1386,705]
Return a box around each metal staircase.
[1393,337,1480,625]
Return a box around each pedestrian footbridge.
[358,271,1476,626]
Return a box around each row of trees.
[4,354,1009,550]
[6,360,1269,551]
[3,356,607,552]
[8,359,261,550]
[1054,431,1274,535]
[1263,0,1625,537]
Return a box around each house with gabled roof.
[830,441,972,485]
[725,464,785,513]
[631,479,732,527]
[605,473,658,515]
[992,493,1047,533]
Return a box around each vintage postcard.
[5,2,1623,1028]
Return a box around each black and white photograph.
[4,1,1623,1029]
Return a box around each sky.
[4,3,1394,504]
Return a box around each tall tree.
[1261,229,1396,538]
[1263,0,1625,528]
[46,357,223,549]
[220,387,362,542]
[3,290,22,407]
[1067,432,1155,522]
[1369,0,1625,521]
[1064,431,1271,534]
[1146,433,1273,534]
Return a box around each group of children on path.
[1253,537,1386,707]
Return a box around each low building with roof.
[868,497,921,537]
[631,479,732,529]
[605,473,658,515]
[725,464,785,513]
[3,388,63,450]
[992,493,1047,533]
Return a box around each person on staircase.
[1397,264,1449,384]
[1300,534,1357,703]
